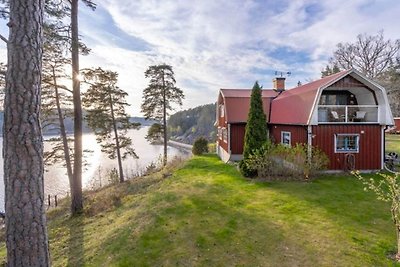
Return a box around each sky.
[1,0,400,116]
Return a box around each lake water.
[0,126,188,211]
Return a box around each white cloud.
[76,0,400,115]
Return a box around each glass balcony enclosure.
[318,105,378,123]
[317,89,379,123]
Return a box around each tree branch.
[0,33,8,44]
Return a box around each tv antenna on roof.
[274,71,291,77]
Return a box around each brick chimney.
[273,77,285,92]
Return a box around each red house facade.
[216,69,394,171]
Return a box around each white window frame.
[219,104,225,117]
[281,131,291,146]
[334,134,360,153]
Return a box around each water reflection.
[0,126,188,211]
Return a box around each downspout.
[228,123,231,154]
[382,125,387,169]
[307,125,313,163]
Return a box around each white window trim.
[219,104,225,118]
[334,134,360,153]
[281,131,291,146]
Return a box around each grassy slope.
[1,155,399,266]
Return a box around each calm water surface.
[0,126,188,211]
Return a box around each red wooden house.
[216,69,394,171]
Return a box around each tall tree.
[142,64,184,166]
[328,31,400,78]
[239,81,268,177]
[4,0,50,265]
[324,31,400,116]
[70,0,83,214]
[82,68,138,183]
[70,0,95,214]
[321,63,340,78]
[41,35,74,184]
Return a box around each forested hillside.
[168,103,216,144]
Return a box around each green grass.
[1,155,399,266]
[386,134,400,154]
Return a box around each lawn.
[386,134,400,154]
[0,155,398,266]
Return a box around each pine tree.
[70,0,95,214]
[41,32,74,185]
[239,81,268,177]
[4,0,50,265]
[146,123,163,144]
[82,67,138,183]
[141,64,184,166]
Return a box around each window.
[217,127,222,140]
[281,131,291,146]
[335,134,359,153]
[219,104,225,117]
[222,128,228,143]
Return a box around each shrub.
[207,142,216,153]
[245,143,329,180]
[192,137,208,155]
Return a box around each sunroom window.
[335,134,359,153]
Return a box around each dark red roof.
[270,70,351,124]
[219,70,353,125]
[220,89,278,123]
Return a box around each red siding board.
[312,125,382,170]
[230,124,246,154]
[270,125,308,145]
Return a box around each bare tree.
[324,31,400,115]
[330,31,400,78]
[4,0,50,265]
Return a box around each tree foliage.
[192,137,209,155]
[321,63,340,77]
[146,123,163,144]
[323,31,400,115]
[239,81,268,177]
[328,31,400,78]
[83,67,138,182]
[354,171,400,261]
[168,103,216,144]
[142,64,184,166]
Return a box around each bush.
[207,142,216,153]
[192,137,208,155]
[245,142,329,180]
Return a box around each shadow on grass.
[89,175,325,266]
[67,215,84,266]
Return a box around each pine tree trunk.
[71,0,83,214]
[109,93,124,182]
[52,66,73,186]
[162,72,167,166]
[4,0,50,265]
